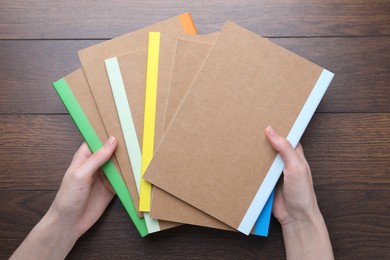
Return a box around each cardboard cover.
[106,33,219,231]
[111,34,272,236]
[106,51,177,233]
[143,21,334,234]
[53,69,148,236]
[150,39,274,236]
[65,68,141,217]
[139,32,220,211]
[78,13,197,216]
[66,69,122,180]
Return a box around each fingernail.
[267,126,276,137]
[107,136,116,147]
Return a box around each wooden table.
[1,1,389,259]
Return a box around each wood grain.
[0,40,101,114]
[303,113,390,191]
[0,0,389,39]
[0,115,83,190]
[1,37,389,114]
[1,190,388,259]
[1,114,389,191]
[272,37,390,113]
[0,0,389,258]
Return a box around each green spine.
[53,78,148,237]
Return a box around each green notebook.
[53,77,148,237]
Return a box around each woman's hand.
[265,126,318,227]
[11,137,117,259]
[265,126,334,260]
[49,137,117,238]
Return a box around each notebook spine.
[52,78,148,237]
[179,12,197,35]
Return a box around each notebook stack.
[53,12,334,237]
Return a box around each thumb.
[77,136,117,178]
[264,126,299,166]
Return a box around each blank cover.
[143,21,334,235]
[78,13,197,216]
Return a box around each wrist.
[11,209,79,260]
[281,205,322,233]
[281,207,334,260]
[36,209,79,257]
[43,208,80,242]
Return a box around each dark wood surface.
[0,1,389,259]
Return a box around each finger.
[295,143,305,160]
[272,176,284,213]
[274,175,284,199]
[265,126,301,166]
[295,143,311,168]
[99,170,116,195]
[76,136,117,179]
[68,142,92,173]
